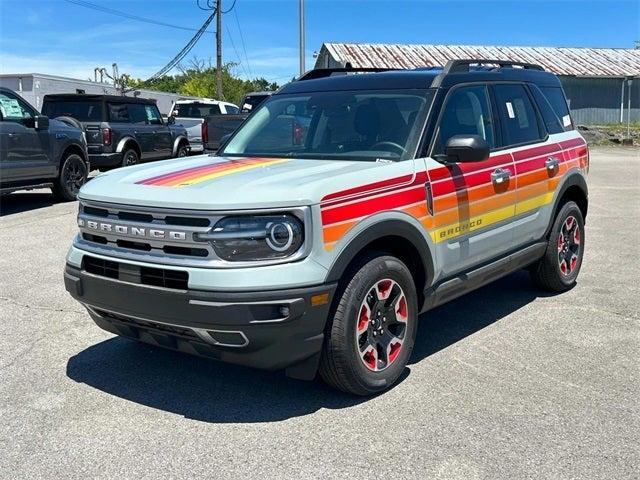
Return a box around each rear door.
[126,103,156,159]
[0,90,51,182]
[492,83,560,248]
[145,104,173,159]
[425,84,516,277]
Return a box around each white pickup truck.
[168,99,239,154]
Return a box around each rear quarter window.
[42,100,102,122]
[540,87,573,130]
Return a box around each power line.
[65,0,214,33]
[147,11,216,81]
[221,0,237,14]
[225,23,250,79]
[233,7,253,78]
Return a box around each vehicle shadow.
[0,192,57,216]
[66,270,546,423]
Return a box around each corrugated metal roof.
[319,43,640,77]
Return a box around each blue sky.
[0,0,638,84]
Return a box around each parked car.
[168,99,239,154]
[239,91,272,113]
[0,87,89,200]
[41,94,189,170]
[64,60,588,395]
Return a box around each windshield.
[174,103,221,118]
[222,89,434,162]
[42,100,102,122]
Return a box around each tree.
[128,58,280,105]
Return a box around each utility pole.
[216,0,223,99]
[299,0,305,76]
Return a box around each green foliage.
[127,59,280,106]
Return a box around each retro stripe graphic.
[321,138,588,251]
[137,157,289,187]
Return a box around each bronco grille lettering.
[78,218,188,242]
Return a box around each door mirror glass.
[436,134,489,163]
[166,115,175,125]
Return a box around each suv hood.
[79,155,389,210]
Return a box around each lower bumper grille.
[83,256,188,290]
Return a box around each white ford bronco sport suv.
[64,60,589,395]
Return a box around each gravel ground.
[1,147,638,479]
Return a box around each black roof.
[42,93,157,104]
[278,63,562,95]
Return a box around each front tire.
[52,153,88,201]
[530,201,585,292]
[319,254,418,395]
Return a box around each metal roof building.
[314,43,640,124]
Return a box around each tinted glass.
[435,85,494,153]
[108,103,130,122]
[127,104,148,125]
[529,85,563,134]
[42,100,102,121]
[541,87,573,130]
[493,84,542,146]
[225,104,239,114]
[241,94,269,113]
[222,89,434,161]
[0,92,35,121]
[175,103,221,117]
[144,105,163,125]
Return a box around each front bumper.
[64,263,336,380]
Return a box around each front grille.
[82,255,188,290]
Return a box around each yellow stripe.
[173,159,288,187]
[515,191,555,216]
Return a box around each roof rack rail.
[298,67,398,81]
[443,59,545,73]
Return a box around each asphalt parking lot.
[1,147,638,479]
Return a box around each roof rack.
[443,59,545,73]
[298,67,398,81]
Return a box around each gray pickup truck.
[42,94,189,169]
[0,87,89,200]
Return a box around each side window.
[108,103,130,123]
[529,85,563,135]
[144,105,163,125]
[0,92,35,123]
[225,105,239,114]
[540,87,573,130]
[127,104,148,125]
[435,85,495,154]
[493,84,543,146]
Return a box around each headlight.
[198,214,305,262]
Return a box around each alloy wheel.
[63,157,86,196]
[557,215,581,276]
[355,279,409,372]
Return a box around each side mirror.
[34,115,49,130]
[166,116,175,125]
[436,134,489,163]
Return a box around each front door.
[0,90,51,182]
[424,84,516,278]
[145,104,173,159]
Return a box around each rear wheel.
[52,153,88,201]
[121,149,139,167]
[176,143,189,157]
[319,254,418,395]
[530,201,585,292]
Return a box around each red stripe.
[512,143,560,161]
[559,138,586,149]
[321,186,426,225]
[321,174,415,203]
[428,153,512,182]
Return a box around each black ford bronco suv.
[65,60,588,395]
[0,87,89,200]
[42,94,190,170]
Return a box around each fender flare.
[115,136,139,154]
[172,135,189,156]
[543,170,589,238]
[324,219,435,288]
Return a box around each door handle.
[152,131,157,134]
[491,168,511,185]
[134,130,139,134]
[545,156,560,171]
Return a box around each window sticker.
[0,98,23,118]
[563,115,572,127]
[505,101,515,119]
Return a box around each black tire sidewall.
[177,145,188,157]
[55,153,87,201]
[122,149,139,167]
[549,201,585,286]
[335,255,418,393]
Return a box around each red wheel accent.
[558,215,581,276]
[355,279,409,372]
